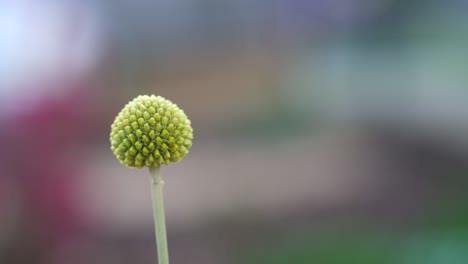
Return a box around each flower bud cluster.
[110,95,193,168]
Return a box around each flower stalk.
[149,166,169,264]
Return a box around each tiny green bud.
[110,95,193,168]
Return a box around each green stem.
[149,166,169,264]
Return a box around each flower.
[110,95,193,168]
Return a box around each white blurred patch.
[0,0,102,110]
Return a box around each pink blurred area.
[0,83,96,262]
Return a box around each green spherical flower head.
[110,95,193,168]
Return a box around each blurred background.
[1,0,468,263]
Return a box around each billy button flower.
[110,95,193,168]
[110,95,193,264]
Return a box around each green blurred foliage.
[242,190,468,264]
[242,230,468,264]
